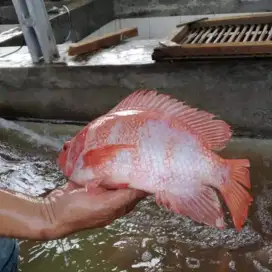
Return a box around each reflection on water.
[0,120,272,272]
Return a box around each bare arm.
[0,189,56,240]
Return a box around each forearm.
[0,189,56,240]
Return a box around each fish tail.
[219,159,253,231]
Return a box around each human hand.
[43,182,147,240]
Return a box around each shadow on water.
[0,120,271,272]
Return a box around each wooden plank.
[152,41,272,60]
[266,25,272,41]
[198,27,213,43]
[164,25,189,43]
[243,25,255,42]
[259,24,269,41]
[251,25,261,41]
[159,40,179,47]
[152,53,272,61]
[176,17,209,28]
[205,27,219,43]
[184,28,200,44]
[228,26,241,42]
[68,27,138,56]
[191,28,205,43]
[213,27,227,43]
[193,12,272,28]
[220,26,233,43]
[235,25,248,42]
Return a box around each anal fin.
[155,186,225,229]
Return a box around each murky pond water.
[0,120,271,272]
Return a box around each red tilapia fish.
[57,90,253,231]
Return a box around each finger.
[111,192,146,219]
[67,186,107,196]
[64,181,82,191]
[96,179,124,190]
[133,190,150,200]
[86,186,108,195]
[85,181,108,195]
[102,188,148,212]
[48,189,64,198]
[48,181,83,198]
[94,178,150,198]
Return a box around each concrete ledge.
[66,0,115,42]
[1,43,272,137]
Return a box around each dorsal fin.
[108,90,232,151]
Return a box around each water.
[0,120,271,272]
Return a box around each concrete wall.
[114,0,272,18]
[67,0,115,42]
[1,59,272,137]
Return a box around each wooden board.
[152,12,272,62]
[68,27,138,56]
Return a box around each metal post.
[11,0,59,63]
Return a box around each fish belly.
[119,119,217,195]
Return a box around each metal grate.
[152,13,272,61]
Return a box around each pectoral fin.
[82,144,136,167]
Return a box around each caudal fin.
[219,159,253,231]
